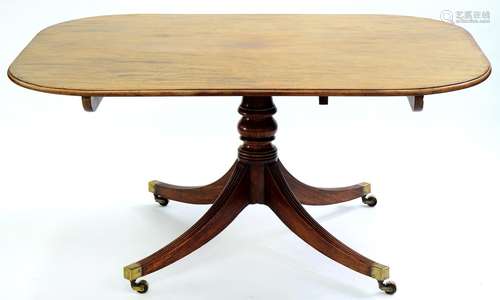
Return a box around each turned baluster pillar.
[237,96,278,204]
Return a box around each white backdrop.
[1,1,498,299]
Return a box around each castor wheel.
[154,194,169,207]
[131,279,149,294]
[362,195,377,207]
[378,280,397,295]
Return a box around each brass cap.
[148,180,158,193]
[371,263,390,281]
[360,182,371,195]
[123,263,142,281]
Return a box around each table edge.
[7,65,491,97]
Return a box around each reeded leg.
[124,96,396,295]
[149,161,237,205]
[266,163,395,294]
[124,163,250,292]
[278,160,376,206]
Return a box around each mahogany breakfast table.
[8,14,491,295]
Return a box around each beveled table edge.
[7,66,491,97]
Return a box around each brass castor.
[154,194,169,207]
[378,280,397,295]
[362,195,377,207]
[131,279,149,294]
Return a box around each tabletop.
[8,14,491,97]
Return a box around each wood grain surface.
[8,14,491,97]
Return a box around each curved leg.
[278,160,372,206]
[149,160,237,205]
[124,162,249,290]
[266,163,393,286]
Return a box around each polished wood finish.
[8,14,490,97]
[152,159,370,206]
[8,15,492,295]
[128,96,390,289]
[266,163,375,276]
[151,162,237,205]
[139,162,249,276]
[279,160,371,205]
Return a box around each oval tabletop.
[8,14,491,97]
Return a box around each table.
[8,14,491,295]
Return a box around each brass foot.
[124,263,142,281]
[371,263,396,295]
[131,279,149,294]
[362,194,377,207]
[148,180,158,193]
[378,280,397,295]
[361,182,371,195]
[124,263,148,293]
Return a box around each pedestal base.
[123,96,396,295]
